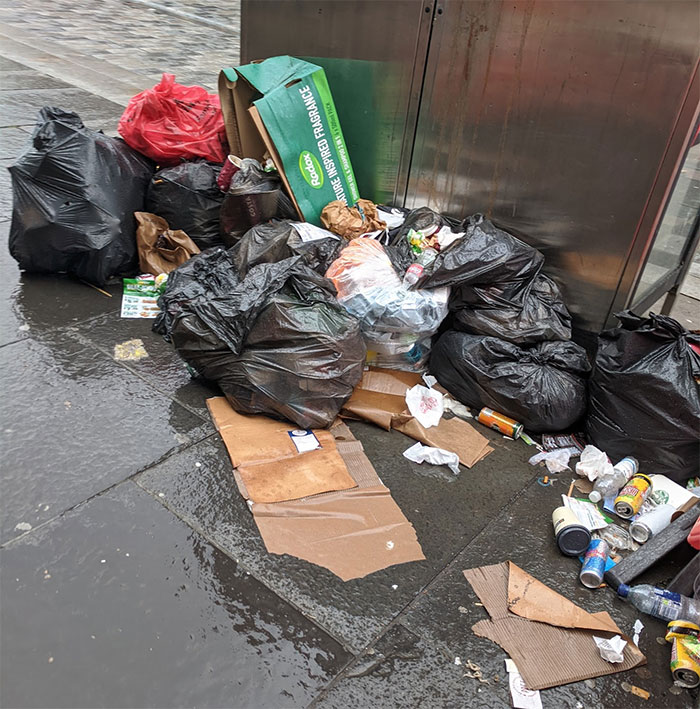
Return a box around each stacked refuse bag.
[416,212,591,432]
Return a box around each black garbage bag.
[587,312,700,482]
[220,158,296,247]
[146,161,224,250]
[8,107,154,285]
[430,331,590,432]
[452,274,572,344]
[231,220,343,277]
[153,247,241,340]
[418,214,544,291]
[156,250,365,428]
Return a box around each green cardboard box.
[219,56,360,225]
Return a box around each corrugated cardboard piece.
[342,368,493,468]
[207,397,356,503]
[464,562,645,690]
[208,398,425,580]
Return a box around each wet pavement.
[1,33,699,709]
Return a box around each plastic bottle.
[618,583,700,623]
[589,456,638,503]
[402,263,424,288]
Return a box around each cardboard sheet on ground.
[208,398,425,580]
[207,397,356,503]
[464,562,645,690]
[342,368,492,468]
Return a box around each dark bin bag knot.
[586,311,700,482]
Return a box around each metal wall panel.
[241,0,434,205]
[407,0,700,334]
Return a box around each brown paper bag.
[134,212,200,275]
[320,199,387,239]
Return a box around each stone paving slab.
[0,328,212,544]
[135,415,537,654]
[1,480,351,709]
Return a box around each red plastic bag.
[118,74,227,165]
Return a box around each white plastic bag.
[403,442,460,474]
[405,384,444,428]
[575,445,614,481]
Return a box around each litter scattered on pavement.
[633,619,645,645]
[505,659,543,709]
[113,339,149,362]
[593,635,627,663]
[403,442,460,475]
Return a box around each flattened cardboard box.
[208,397,425,581]
[464,561,645,690]
[219,55,360,226]
[342,367,493,468]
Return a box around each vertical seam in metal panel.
[397,2,440,207]
[607,58,700,325]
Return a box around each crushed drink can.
[614,473,653,519]
[579,538,609,588]
[671,636,700,688]
[666,620,700,642]
[477,407,523,439]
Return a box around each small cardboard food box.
[218,55,360,226]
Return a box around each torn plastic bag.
[587,311,700,482]
[430,331,590,432]
[146,161,224,250]
[325,238,449,337]
[418,214,544,291]
[134,212,200,275]
[452,274,572,344]
[9,107,154,285]
[155,251,365,428]
[118,73,227,165]
[231,220,342,277]
[219,158,296,247]
[366,338,431,372]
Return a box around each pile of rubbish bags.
[7,68,698,460]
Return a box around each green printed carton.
[219,56,359,225]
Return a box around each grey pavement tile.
[0,329,212,543]
[1,480,351,709]
[0,56,32,71]
[0,221,124,348]
[136,418,537,653]
[312,623,476,709]
[0,125,31,158]
[398,478,697,709]
[0,87,123,128]
[0,69,72,91]
[76,310,220,418]
[0,157,12,219]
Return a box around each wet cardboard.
[342,368,493,468]
[464,562,645,690]
[207,398,356,503]
[208,398,425,581]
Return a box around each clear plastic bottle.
[402,263,424,288]
[589,456,638,503]
[618,583,700,623]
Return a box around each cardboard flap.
[506,561,621,634]
[234,55,320,95]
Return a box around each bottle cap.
[589,490,602,503]
[618,583,630,598]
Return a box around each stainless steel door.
[406,0,700,334]
[241,0,434,205]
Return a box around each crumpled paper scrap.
[593,634,628,663]
[575,445,614,481]
[113,338,149,361]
